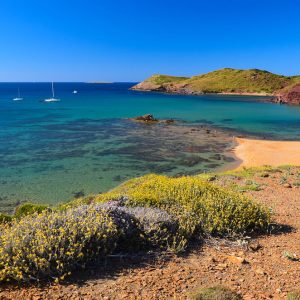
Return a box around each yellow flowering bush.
[0,201,182,282]
[0,173,272,282]
[96,174,271,236]
[0,205,119,282]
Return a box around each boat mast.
[52,82,55,98]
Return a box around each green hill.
[132,68,300,96]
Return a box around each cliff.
[276,84,300,105]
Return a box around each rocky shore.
[132,81,300,105]
[131,81,273,97]
[275,84,300,105]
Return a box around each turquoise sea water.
[1,82,300,212]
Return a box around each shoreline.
[232,137,300,169]
[132,87,275,98]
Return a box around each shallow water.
[1,82,300,212]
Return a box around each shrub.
[288,291,300,300]
[188,286,242,300]
[14,203,50,219]
[101,199,183,251]
[96,174,271,237]
[0,213,12,224]
[0,205,119,282]
[0,174,272,282]
[0,200,185,282]
[125,205,180,250]
[234,180,261,192]
[99,200,143,251]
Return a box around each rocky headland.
[131,68,300,105]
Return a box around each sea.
[1,82,300,212]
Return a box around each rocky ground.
[0,167,300,299]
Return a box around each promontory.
[131,68,300,105]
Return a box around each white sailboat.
[13,88,23,101]
[44,82,60,102]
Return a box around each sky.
[0,0,299,82]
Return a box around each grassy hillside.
[187,68,300,94]
[145,74,188,85]
[135,68,300,95]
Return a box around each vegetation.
[288,291,300,300]
[95,174,271,237]
[188,285,242,300]
[0,205,119,282]
[144,74,188,85]
[14,202,50,219]
[0,201,183,282]
[0,214,12,224]
[138,68,300,94]
[0,171,272,283]
[187,68,300,94]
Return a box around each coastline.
[233,137,300,169]
[131,87,275,98]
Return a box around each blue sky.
[0,0,299,81]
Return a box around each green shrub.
[0,213,12,224]
[188,285,242,300]
[0,205,119,282]
[288,291,300,300]
[96,174,271,237]
[14,203,50,219]
[235,180,261,192]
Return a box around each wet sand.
[234,137,300,169]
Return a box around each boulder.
[133,114,158,122]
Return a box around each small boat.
[13,88,23,101]
[44,82,60,102]
[72,90,78,94]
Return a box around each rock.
[133,114,158,122]
[129,114,176,124]
[216,263,228,269]
[260,173,269,178]
[283,183,292,188]
[276,84,300,105]
[227,255,247,265]
[209,257,217,263]
[255,267,266,275]
[249,242,262,252]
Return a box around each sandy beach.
[234,137,300,168]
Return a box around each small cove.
[1,82,300,212]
